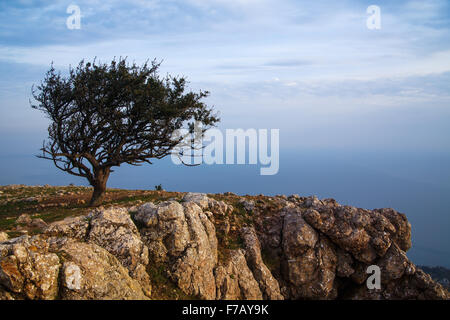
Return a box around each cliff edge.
[0,190,448,300]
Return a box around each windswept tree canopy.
[31,58,219,206]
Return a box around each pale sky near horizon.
[1,0,450,151]
[1,0,450,266]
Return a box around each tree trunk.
[89,168,110,207]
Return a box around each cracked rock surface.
[0,192,448,300]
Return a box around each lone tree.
[32,58,219,206]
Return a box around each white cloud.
[1,0,450,150]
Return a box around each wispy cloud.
[1,0,450,150]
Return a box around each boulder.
[30,218,47,230]
[239,199,255,212]
[182,193,233,216]
[215,249,263,300]
[0,236,60,300]
[16,214,32,225]
[86,208,151,296]
[44,208,151,297]
[241,227,283,300]
[0,192,447,301]
[44,216,89,240]
[0,235,149,300]
[137,200,218,299]
[87,207,149,271]
[0,232,8,242]
[281,206,337,299]
[303,205,404,263]
[58,241,148,300]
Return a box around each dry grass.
[0,185,182,235]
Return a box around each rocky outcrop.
[240,227,283,300]
[281,205,337,299]
[0,192,448,300]
[342,242,447,300]
[181,192,234,216]
[0,236,60,300]
[0,232,8,242]
[58,241,148,300]
[44,207,152,297]
[15,214,48,232]
[0,234,148,300]
[273,196,447,300]
[86,208,151,296]
[215,249,263,299]
[44,216,89,240]
[135,200,218,299]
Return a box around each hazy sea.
[1,134,449,267]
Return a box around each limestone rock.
[44,216,89,240]
[0,287,14,300]
[344,263,449,300]
[303,195,322,208]
[87,207,151,296]
[16,214,32,225]
[88,207,149,271]
[241,227,283,300]
[239,199,255,212]
[0,234,150,300]
[374,208,411,252]
[136,201,189,258]
[0,191,447,301]
[137,200,218,299]
[43,208,152,297]
[182,193,210,209]
[30,218,47,230]
[0,232,8,242]
[281,206,337,299]
[0,236,60,300]
[335,248,355,278]
[303,205,404,263]
[215,249,263,300]
[58,241,148,300]
[182,193,233,216]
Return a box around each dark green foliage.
[31,58,219,206]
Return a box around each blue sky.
[1,0,450,150]
[0,0,450,266]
